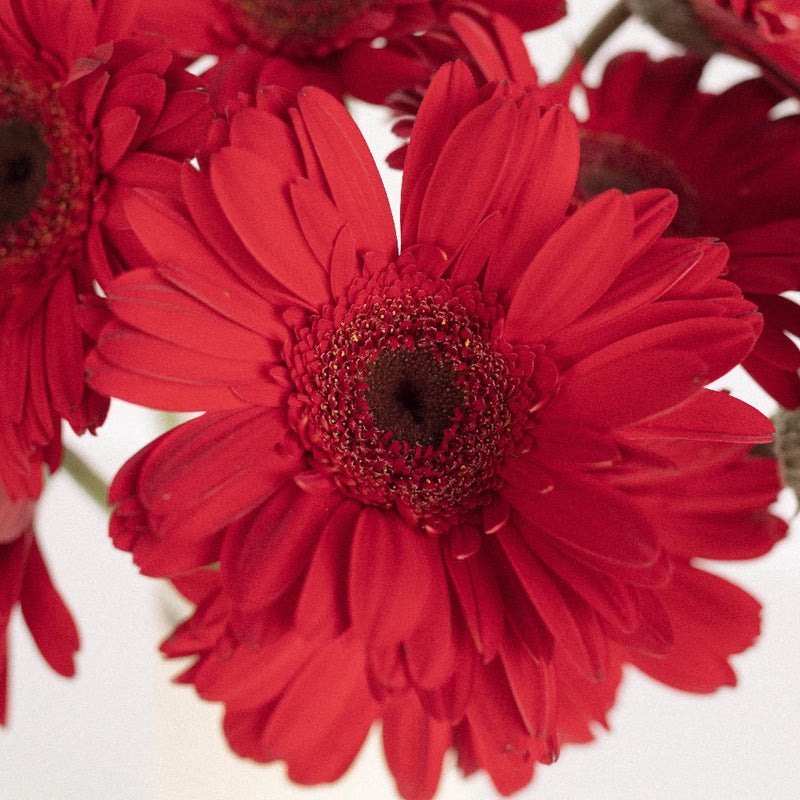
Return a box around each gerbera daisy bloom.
[577,51,800,407]
[627,0,800,95]
[83,62,778,796]
[0,0,212,497]
[132,0,565,102]
[0,474,79,725]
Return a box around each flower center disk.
[576,129,701,236]
[292,266,538,524]
[365,348,463,450]
[227,0,385,55]
[0,119,50,224]
[0,68,93,282]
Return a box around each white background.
[2,2,799,798]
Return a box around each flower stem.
[60,446,110,512]
[575,1,632,69]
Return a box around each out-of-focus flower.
[627,0,800,95]
[578,52,800,407]
[0,475,79,725]
[83,62,778,797]
[131,0,566,101]
[0,0,213,498]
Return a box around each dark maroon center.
[229,0,382,42]
[0,119,50,224]
[365,348,463,449]
[577,129,701,236]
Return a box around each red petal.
[401,61,479,248]
[417,97,517,259]
[484,105,579,294]
[627,562,762,693]
[495,523,607,680]
[499,630,558,741]
[298,87,396,256]
[260,630,379,783]
[20,536,79,677]
[504,190,634,342]
[502,464,661,575]
[404,562,456,690]
[443,545,504,662]
[349,508,437,651]
[210,147,331,306]
[463,660,537,794]
[221,481,344,613]
[383,691,451,800]
[294,501,360,641]
[104,268,278,361]
[625,388,775,443]
[98,105,138,171]
[547,316,759,429]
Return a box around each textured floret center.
[365,347,464,450]
[0,119,50,224]
[292,264,538,525]
[0,69,93,282]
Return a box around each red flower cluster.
[0,1,795,798]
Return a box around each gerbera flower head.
[139,0,438,59]
[85,62,780,797]
[577,52,800,407]
[134,0,565,58]
[0,474,79,725]
[627,0,800,95]
[0,0,213,496]
[132,0,565,103]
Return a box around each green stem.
[578,1,632,66]
[559,1,632,82]
[61,446,110,513]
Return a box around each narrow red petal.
[298,87,396,256]
[222,482,344,613]
[417,98,517,259]
[504,190,634,342]
[349,508,436,651]
[260,631,379,784]
[211,147,331,306]
[20,536,79,677]
[383,691,451,800]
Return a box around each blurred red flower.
[628,0,800,95]
[131,0,565,101]
[579,52,800,407]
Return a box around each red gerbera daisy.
[627,0,800,95]
[0,0,212,497]
[83,63,778,797]
[0,473,79,725]
[577,51,800,407]
[132,0,565,102]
